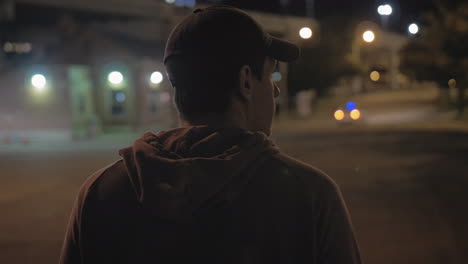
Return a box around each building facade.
[1,0,314,141]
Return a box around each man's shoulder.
[79,160,135,203]
[259,152,340,195]
[269,153,336,182]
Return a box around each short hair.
[165,55,266,122]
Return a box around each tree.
[400,1,468,116]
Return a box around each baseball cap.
[163,5,300,65]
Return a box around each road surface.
[1,129,467,264]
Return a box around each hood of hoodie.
[119,126,279,221]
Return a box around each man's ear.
[238,65,253,102]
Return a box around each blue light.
[115,92,126,103]
[272,72,282,82]
[346,101,356,111]
[175,0,195,7]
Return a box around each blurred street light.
[370,71,380,82]
[150,71,163,84]
[170,0,195,7]
[408,23,419,34]
[272,72,282,82]
[363,30,375,43]
[377,4,392,29]
[22,43,32,53]
[3,42,32,53]
[334,110,345,121]
[448,79,457,88]
[377,4,393,16]
[299,27,313,39]
[3,42,13,52]
[346,101,357,111]
[350,109,361,120]
[108,71,124,86]
[31,74,47,92]
[115,92,126,103]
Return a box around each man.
[60,6,361,264]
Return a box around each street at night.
[2,0,468,263]
[1,128,467,264]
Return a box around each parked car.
[333,101,363,124]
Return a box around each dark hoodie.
[60,126,361,264]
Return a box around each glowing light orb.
[346,101,357,111]
[150,71,163,84]
[3,42,13,52]
[272,72,282,82]
[108,71,123,85]
[115,92,126,103]
[408,23,419,34]
[31,74,47,92]
[377,4,393,16]
[370,71,380,82]
[350,109,361,120]
[23,43,32,53]
[299,27,313,39]
[363,30,375,43]
[448,79,457,87]
[334,110,345,121]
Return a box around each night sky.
[204,0,462,32]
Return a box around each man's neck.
[180,113,246,131]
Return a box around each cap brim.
[267,37,300,62]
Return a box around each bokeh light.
[31,74,47,92]
[272,72,282,82]
[408,23,419,34]
[334,110,345,121]
[299,27,313,39]
[174,0,194,7]
[22,43,32,53]
[363,30,375,43]
[115,92,126,103]
[350,109,361,120]
[150,71,163,84]
[377,4,393,16]
[3,42,13,52]
[370,71,380,82]
[108,71,123,85]
[346,101,357,111]
[448,79,457,88]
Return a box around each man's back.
[61,6,361,263]
[60,127,360,264]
